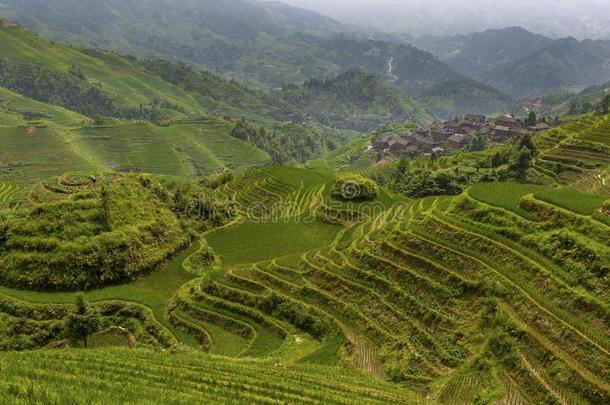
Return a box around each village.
[370,113,551,158]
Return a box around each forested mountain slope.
[0,0,518,117]
[414,27,610,99]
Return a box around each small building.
[495,115,522,129]
[388,138,411,154]
[529,123,551,132]
[464,114,486,124]
[490,126,528,142]
[432,147,444,157]
[447,133,473,149]
[372,134,392,150]
[431,128,452,143]
[408,133,440,153]
[444,123,462,134]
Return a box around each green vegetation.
[65,293,102,347]
[206,219,341,266]
[332,174,379,201]
[0,349,418,404]
[0,159,608,403]
[0,173,233,290]
[0,11,609,404]
[282,71,432,131]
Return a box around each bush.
[331,175,379,201]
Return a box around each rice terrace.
[0,2,610,404]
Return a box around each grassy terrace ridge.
[533,113,610,194]
[0,113,609,403]
[0,349,420,405]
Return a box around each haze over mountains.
[0,0,520,117]
[412,27,610,99]
[1,0,609,112]
[283,0,610,40]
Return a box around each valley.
[0,2,609,404]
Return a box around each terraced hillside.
[0,349,419,404]
[534,114,610,194]
[0,182,20,203]
[0,84,271,182]
[0,164,609,403]
[161,166,610,403]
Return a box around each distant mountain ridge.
[0,0,519,117]
[413,27,610,99]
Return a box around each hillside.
[523,81,610,116]
[489,38,610,99]
[413,27,555,80]
[416,78,519,118]
[0,173,234,290]
[415,27,610,99]
[0,349,419,404]
[281,71,433,131]
[0,154,608,402]
[0,83,271,183]
[1,3,610,403]
[0,0,518,118]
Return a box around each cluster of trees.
[0,175,235,291]
[281,71,427,132]
[388,133,539,198]
[566,94,609,116]
[598,95,610,116]
[0,59,173,122]
[331,174,379,201]
[230,118,338,164]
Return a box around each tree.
[514,134,537,157]
[469,135,486,152]
[526,111,537,126]
[490,151,506,168]
[598,95,610,116]
[396,157,409,176]
[66,293,102,348]
[510,147,532,180]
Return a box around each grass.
[0,239,201,342]
[533,188,608,215]
[206,218,342,266]
[0,139,609,403]
[467,182,549,217]
[0,349,418,404]
[74,120,270,177]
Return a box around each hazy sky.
[280,0,610,39]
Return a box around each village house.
[444,122,462,133]
[464,114,486,124]
[431,127,453,143]
[372,134,392,150]
[490,125,528,142]
[447,133,473,149]
[495,114,522,129]
[407,133,440,153]
[388,138,411,154]
[528,122,551,132]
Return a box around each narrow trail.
[386,57,398,82]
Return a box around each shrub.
[331,174,379,201]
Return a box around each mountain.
[412,27,555,80]
[281,71,432,131]
[0,0,356,87]
[521,80,610,116]
[2,23,375,181]
[417,78,519,118]
[413,27,610,99]
[0,0,517,117]
[487,37,610,99]
[281,0,610,40]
